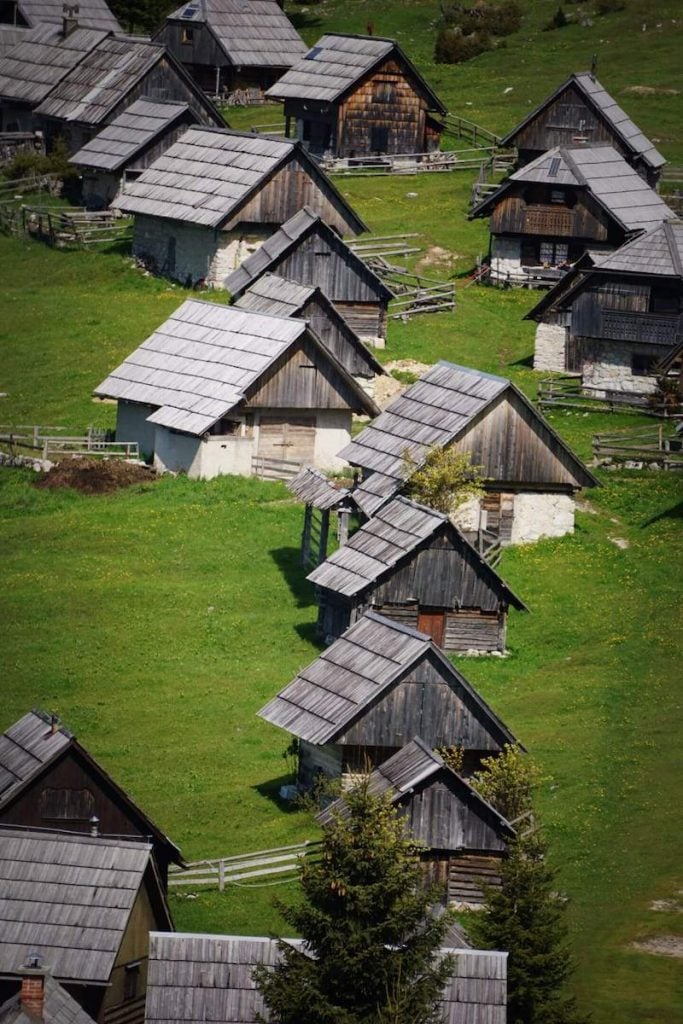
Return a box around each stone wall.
[207,230,267,288]
[131,215,218,286]
[581,339,666,395]
[490,236,526,284]
[533,322,567,372]
[509,491,575,543]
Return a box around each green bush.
[3,138,77,182]
[434,26,492,64]
[459,0,522,36]
[543,5,569,30]
[595,0,625,13]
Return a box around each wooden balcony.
[523,206,574,236]
[601,309,681,346]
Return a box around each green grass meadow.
[2,1,683,1017]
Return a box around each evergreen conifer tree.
[469,831,587,1024]
[255,781,456,1024]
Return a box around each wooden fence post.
[218,860,225,892]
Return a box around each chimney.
[49,714,59,735]
[21,957,46,1021]
[89,815,100,837]
[62,3,79,37]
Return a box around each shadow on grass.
[294,620,323,648]
[288,9,323,30]
[640,500,683,527]
[253,773,301,814]
[270,546,316,608]
[509,352,534,368]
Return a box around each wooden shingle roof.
[164,0,306,69]
[257,610,519,748]
[501,70,666,172]
[15,0,120,33]
[95,300,376,435]
[146,932,507,1024]
[114,130,365,233]
[592,218,683,277]
[0,827,169,983]
[0,25,108,106]
[341,360,598,516]
[307,494,525,609]
[224,206,390,299]
[267,33,446,113]
[287,467,350,511]
[69,98,196,172]
[472,144,674,234]
[0,974,96,1024]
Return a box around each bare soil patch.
[415,245,459,272]
[632,936,683,959]
[623,85,679,96]
[35,457,156,495]
[376,359,432,407]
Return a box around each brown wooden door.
[258,416,316,463]
[417,607,446,647]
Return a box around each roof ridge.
[558,146,587,187]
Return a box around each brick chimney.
[62,3,79,37]
[21,958,46,1021]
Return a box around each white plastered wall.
[153,427,255,479]
[313,409,352,471]
[115,401,157,460]
[490,236,526,284]
[509,492,575,543]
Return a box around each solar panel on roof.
[305,46,322,60]
[182,4,198,16]
[549,157,561,177]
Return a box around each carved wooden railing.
[523,206,574,235]
[601,309,681,346]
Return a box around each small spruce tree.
[255,781,455,1023]
[469,831,587,1024]
[470,743,539,821]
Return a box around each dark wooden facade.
[155,21,284,95]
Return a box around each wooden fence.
[252,454,303,481]
[537,376,683,417]
[0,171,60,202]
[441,113,502,149]
[347,232,422,262]
[324,146,499,177]
[0,203,131,248]
[168,840,322,890]
[0,426,138,461]
[592,425,683,468]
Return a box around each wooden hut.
[258,611,521,785]
[307,495,526,650]
[470,143,674,286]
[0,0,120,58]
[154,0,306,97]
[95,300,378,481]
[233,273,385,393]
[225,207,393,346]
[69,99,203,210]
[318,738,516,905]
[145,932,507,1024]
[527,219,683,396]
[115,131,366,287]
[0,709,183,887]
[32,35,221,155]
[501,70,666,186]
[267,33,446,162]
[287,467,356,570]
[341,361,599,543]
[0,826,172,1024]
[0,968,96,1024]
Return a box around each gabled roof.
[95,299,377,435]
[233,273,385,376]
[0,710,183,865]
[69,98,196,172]
[307,494,526,609]
[163,0,306,69]
[258,610,519,748]
[114,129,366,234]
[0,25,108,106]
[224,206,391,299]
[340,360,599,516]
[501,70,666,171]
[146,932,507,1024]
[0,826,171,983]
[35,37,168,124]
[287,466,350,510]
[15,0,120,34]
[0,974,96,1024]
[317,735,516,839]
[472,144,674,235]
[267,32,446,113]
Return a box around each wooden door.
[258,416,316,464]
[417,607,446,647]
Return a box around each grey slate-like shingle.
[69,98,195,171]
[592,218,683,277]
[287,466,350,510]
[0,25,108,106]
[164,0,306,69]
[0,710,72,809]
[16,0,120,34]
[146,931,507,1024]
[257,610,518,748]
[0,828,155,983]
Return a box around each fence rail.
[321,146,498,177]
[41,437,139,460]
[537,376,683,418]
[0,201,131,247]
[592,425,683,468]
[252,454,303,481]
[168,840,321,890]
[441,113,502,149]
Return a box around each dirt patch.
[415,246,459,272]
[376,360,432,408]
[650,899,683,913]
[632,935,683,959]
[623,85,679,97]
[34,457,156,495]
[609,536,630,549]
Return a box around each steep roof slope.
[164,0,306,69]
[0,25,108,105]
[70,98,196,171]
[501,70,665,172]
[16,0,120,33]
[267,32,445,113]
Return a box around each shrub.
[595,0,625,12]
[402,446,484,514]
[543,5,569,30]
[459,0,521,36]
[434,26,492,63]
[470,744,540,821]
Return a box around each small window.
[372,81,395,103]
[631,354,657,377]
[539,240,569,267]
[539,240,555,264]
[124,963,141,1002]
[548,156,562,177]
[550,189,565,204]
[181,27,193,43]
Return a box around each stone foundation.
[509,492,575,544]
[489,236,527,285]
[580,339,666,395]
[534,322,567,372]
